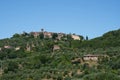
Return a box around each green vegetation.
[0,29,120,80]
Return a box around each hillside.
[79,29,120,48]
[0,29,120,80]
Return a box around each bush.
[83,72,120,80]
[4,61,18,73]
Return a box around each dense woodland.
[0,29,120,80]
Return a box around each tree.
[22,31,29,37]
[67,34,73,47]
[39,33,44,39]
[86,36,88,40]
[12,33,20,38]
[4,61,18,73]
[52,33,58,39]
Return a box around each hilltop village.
[0,29,83,52]
[0,29,120,80]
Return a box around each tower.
[41,28,44,32]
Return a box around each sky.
[0,0,120,39]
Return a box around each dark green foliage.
[86,36,88,40]
[64,76,71,80]
[67,34,73,48]
[52,33,58,39]
[83,72,120,80]
[12,33,21,38]
[39,33,44,39]
[4,61,18,73]
[79,29,120,48]
[71,40,81,48]
[0,48,26,60]
[0,29,120,80]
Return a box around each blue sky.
[0,0,120,39]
